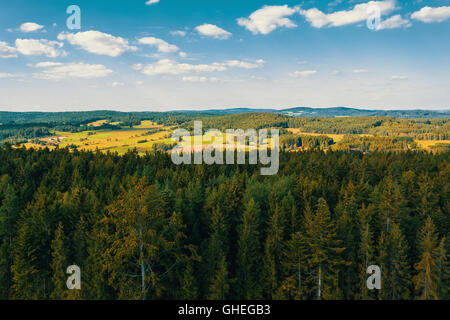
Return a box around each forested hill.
[279,107,450,118]
[186,107,450,118]
[1,107,449,125]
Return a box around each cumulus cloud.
[140,59,226,76]
[139,59,264,76]
[145,0,160,5]
[411,6,450,23]
[179,51,187,58]
[0,41,17,58]
[15,39,66,57]
[33,62,113,80]
[182,76,220,83]
[222,59,265,69]
[19,22,44,33]
[58,31,137,57]
[237,5,299,35]
[299,0,395,28]
[170,30,187,36]
[391,75,408,80]
[195,24,232,39]
[34,62,64,68]
[290,70,317,78]
[112,81,125,87]
[377,15,411,30]
[138,37,179,53]
[0,73,23,78]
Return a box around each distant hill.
[0,107,449,124]
[198,107,450,118]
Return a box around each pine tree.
[11,189,55,299]
[336,181,360,299]
[302,198,346,300]
[0,239,11,299]
[208,256,230,300]
[378,177,407,234]
[206,205,229,289]
[357,205,376,300]
[379,222,411,300]
[279,232,307,299]
[100,178,191,300]
[413,217,443,300]
[263,205,285,299]
[0,181,19,298]
[436,237,449,299]
[181,261,198,300]
[236,198,262,299]
[50,223,68,300]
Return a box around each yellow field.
[287,128,346,143]
[415,140,450,150]
[87,120,109,127]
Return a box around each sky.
[0,0,449,112]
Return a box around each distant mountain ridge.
[193,107,450,118]
[0,107,449,123]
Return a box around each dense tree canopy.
[0,145,448,300]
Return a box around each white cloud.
[58,31,137,57]
[195,24,232,39]
[353,69,368,73]
[237,5,299,35]
[377,15,411,30]
[132,63,143,71]
[0,73,22,78]
[290,70,317,78]
[0,41,17,58]
[179,52,187,58]
[299,0,396,28]
[15,39,66,57]
[146,0,160,5]
[170,30,187,36]
[391,75,408,80]
[112,81,125,87]
[139,58,264,76]
[34,62,64,68]
[33,62,113,80]
[411,6,450,23]
[138,37,179,53]
[182,76,220,83]
[19,22,44,33]
[140,59,227,76]
[222,59,265,69]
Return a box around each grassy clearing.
[287,128,346,143]
[87,119,109,127]
[415,139,450,150]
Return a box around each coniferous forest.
[0,145,448,300]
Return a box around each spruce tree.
[236,198,262,299]
[413,217,443,300]
[50,223,68,300]
[302,198,346,299]
[208,256,230,300]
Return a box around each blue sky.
[0,0,449,111]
